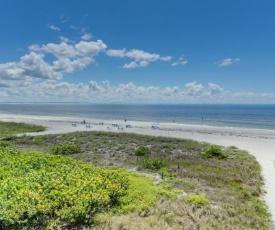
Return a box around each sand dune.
[1,114,275,224]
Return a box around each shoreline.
[1,113,275,224]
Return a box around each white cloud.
[29,40,107,59]
[53,57,93,73]
[0,53,63,81]
[184,81,204,96]
[218,58,240,67]
[1,38,107,82]
[122,61,149,69]
[106,48,126,58]
[139,60,149,67]
[59,36,71,43]
[171,55,188,66]
[89,80,101,92]
[1,79,275,103]
[81,33,93,40]
[0,62,24,80]
[75,40,107,56]
[107,48,172,68]
[49,25,60,31]
[123,62,138,69]
[208,82,224,95]
[29,42,76,58]
[125,49,171,62]
[102,80,110,89]
[19,52,63,80]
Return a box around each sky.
[0,0,275,103]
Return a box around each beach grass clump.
[0,121,45,137]
[135,145,150,156]
[0,146,128,229]
[50,143,82,155]
[202,146,227,159]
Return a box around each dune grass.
[0,121,45,137]
[0,126,274,229]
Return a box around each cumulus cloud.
[123,62,138,69]
[106,48,172,68]
[208,82,224,95]
[217,58,240,67]
[53,57,94,73]
[171,55,188,66]
[89,80,102,92]
[49,25,60,31]
[1,38,107,83]
[75,40,107,56]
[106,48,126,58]
[29,40,107,58]
[81,33,93,40]
[1,78,275,103]
[184,81,204,96]
[19,52,63,80]
[0,52,63,81]
[0,62,24,80]
[122,60,149,69]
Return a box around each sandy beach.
[1,113,275,224]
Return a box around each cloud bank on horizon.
[0,1,274,103]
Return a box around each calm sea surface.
[1,104,275,130]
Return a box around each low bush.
[50,144,82,155]
[202,146,227,159]
[135,146,150,156]
[138,158,168,170]
[186,194,209,207]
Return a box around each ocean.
[1,103,275,130]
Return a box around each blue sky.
[0,0,275,103]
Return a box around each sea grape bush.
[202,146,227,159]
[134,146,150,156]
[0,146,128,229]
[50,143,82,155]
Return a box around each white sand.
[1,114,275,224]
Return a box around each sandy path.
[1,114,275,224]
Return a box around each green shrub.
[34,136,43,145]
[202,146,227,159]
[0,146,128,229]
[50,144,82,155]
[135,146,150,156]
[138,158,168,170]
[186,194,209,207]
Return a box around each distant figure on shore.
[125,119,127,122]
[202,117,203,120]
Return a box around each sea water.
[1,103,275,130]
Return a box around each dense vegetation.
[0,122,273,229]
[0,147,128,229]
